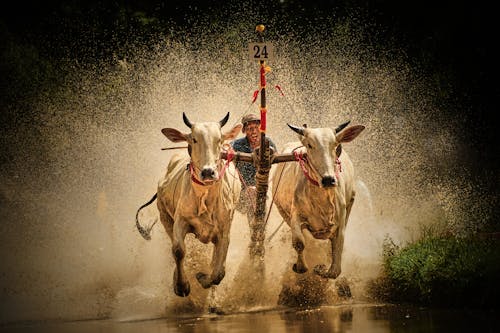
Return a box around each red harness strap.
[293,150,320,186]
[189,149,235,186]
[218,149,234,179]
[336,158,342,175]
[293,150,343,187]
[189,162,206,186]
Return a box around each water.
[2,304,499,333]
[0,4,496,329]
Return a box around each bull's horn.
[335,120,351,133]
[219,112,230,128]
[183,112,192,128]
[287,123,305,136]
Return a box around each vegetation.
[368,234,500,309]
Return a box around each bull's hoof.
[292,263,308,274]
[174,281,190,297]
[211,271,225,286]
[292,240,305,252]
[196,272,212,289]
[208,305,225,315]
[174,269,190,297]
[313,264,340,279]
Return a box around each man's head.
[241,113,260,133]
[241,113,261,147]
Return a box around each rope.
[234,166,257,213]
[294,150,320,186]
[188,149,235,186]
[227,157,240,226]
[267,72,304,125]
[267,219,286,243]
[264,161,288,243]
[232,90,261,129]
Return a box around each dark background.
[1,0,497,151]
[1,0,498,188]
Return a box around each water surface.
[2,304,498,333]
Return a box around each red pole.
[259,63,267,132]
[251,24,272,258]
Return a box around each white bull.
[136,112,242,297]
[272,122,365,279]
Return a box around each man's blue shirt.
[231,136,277,187]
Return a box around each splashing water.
[0,9,495,323]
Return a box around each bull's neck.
[190,179,223,217]
[191,179,222,197]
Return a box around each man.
[231,113,277,218]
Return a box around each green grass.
[368,235,500,308]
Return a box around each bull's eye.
[307,143,313,149]
[192,138,197,144]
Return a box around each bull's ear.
[161,128,187,143]
[336,125,365,143]
[223,123,243,141]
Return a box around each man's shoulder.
[232,137,247,144]
[231,137,248,148]
[266,137,277,149]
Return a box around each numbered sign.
[248,42,273,61]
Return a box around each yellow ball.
[255,24,265,33]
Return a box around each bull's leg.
[172,219,191,297]
[159,210,174,239]
[196,230,230,288]
[315,206,348,279]
[314,230,343,279]
[290,213,308,274]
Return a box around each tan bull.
[272,122,365,279]
[136,112,242,296]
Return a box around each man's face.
[245,121,260,146]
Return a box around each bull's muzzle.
[201,167,217,181]
[321,176,336,188]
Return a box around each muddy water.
[0,7,495,328]
[2,304,499,333]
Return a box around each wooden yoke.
[219,150,297,164]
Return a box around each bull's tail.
[135,193,158,240]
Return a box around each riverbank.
[367,234,500,309]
